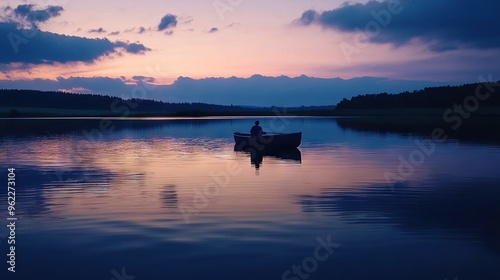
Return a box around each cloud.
[0,22,150,65]
[208,27,218,33]
[297,9,318,25]
[297,0,500,51]
[108,31,120,36]
[158,13,177,31]
[122,26,150,34]
[13,4,63,26]
[0,76,146,99]
[0,75,442,107]
[115,14,180,36]
[88,27,106,34]
[329,49,500,82]
[226,22,240,28]
[180,16,193,24]
[132,75,156,83]
[114,41,151,54]
[54,76,131,95]
[0,5,152,74]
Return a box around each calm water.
[0,117,499,280]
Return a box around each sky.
[1,0,500,106]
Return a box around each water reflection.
[1,117,500,280]
[335,116,500,145]
[161,184,178,209]
[0,165,115,218]
[298,178,500,253]
[234,144,301,170]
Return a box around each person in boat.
[250,120,266,137]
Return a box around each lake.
[0,116,499,280]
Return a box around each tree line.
[335,82,500,110]
[0,89,243,113]
[0,89,335,117]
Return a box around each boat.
[233,132,302,148]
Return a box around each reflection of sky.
[1,117,499,279]
[298,177,500,267]
[2,118,500,221]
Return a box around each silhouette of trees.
[336,83,500,110]
[0,89,337,117]
[0,89,248,116]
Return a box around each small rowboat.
[234,132,302,148]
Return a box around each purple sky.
[1,0,499,105]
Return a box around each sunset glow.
[2,0,500,105]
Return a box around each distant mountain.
[148,75,444,107]
[0,75,444,107]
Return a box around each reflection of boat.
[234,144,301,169]
[233,132,302,148]
[160,184,178,209]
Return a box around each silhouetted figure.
[250,120,265,137]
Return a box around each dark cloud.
[54,76,131,95]
[208,27,218,33]
[180,16,193,24]
[226,22,239,28]
[88,27,106,34]
[132,75,156,83]
[108,31,120,36]
[122,27,150,34]
[297,9,318,25]
[12,4,63,26]
[124,27,135,33]
[158,14,177,31]
[0,23,150,65]
[114,41,151,54]
[297,0,500,51]
[0,76,152,99]
[0,75,441,107]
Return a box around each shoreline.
[2,107,499,118]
